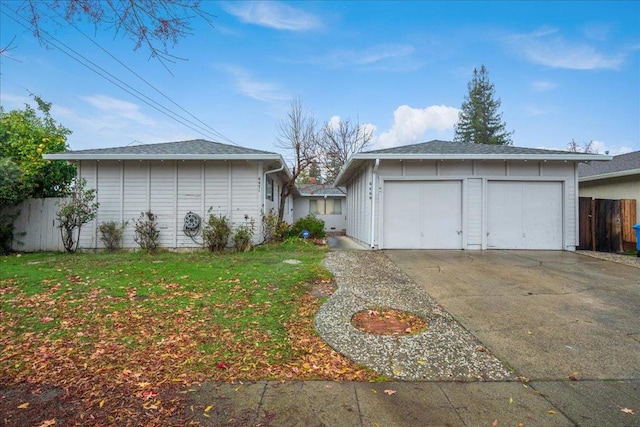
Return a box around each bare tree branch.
[275,96,320,221]
[11,0,215,65]
[319,116,373,183]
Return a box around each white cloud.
[322,44,415,68]
[219,66,288,103]
[530,80,557,92]
[373,105,460,149]
[508,27,625,70]
[222,1,321,31]
[81,95,156,126]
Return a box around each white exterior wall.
[344,164,373,247]
[579,175,640,224]
[345,159,578,250]
[292,196,347,232]
[71,159,283,250]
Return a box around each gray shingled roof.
[578,150,640,178]
[365,140,591,156]
[296,184,346,197]
[55,139,275,156]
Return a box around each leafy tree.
[319,117,373,183]
[56,178,99,253]
[275,97,320,222]
[3,1,214,65]
[0,96,76,209]
[453,65,513,145]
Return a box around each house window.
[266,178,274,201]
[309,198,342,215]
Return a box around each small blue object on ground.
[301,229,310,239]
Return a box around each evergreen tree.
[454,65,513,145]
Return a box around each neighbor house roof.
[44,139,292,177]
[335,140,611,186]
[578,150,640,182]
[295,184,346,197]
[45,139,277,160]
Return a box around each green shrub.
[233,216,255,252]
[261,209,289,243]
[99,220,127,252]
[202,212,232,252]
[290,214,325,239]
[0,220,14,255]
[133,211,159,253]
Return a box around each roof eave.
[43,153,284,161]
[579,168,640,182]
[351,153,613,161]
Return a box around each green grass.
[0,240,346,380]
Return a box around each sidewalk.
[185,379,639,426]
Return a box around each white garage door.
[383,180,462,249]
[487,181,563,250]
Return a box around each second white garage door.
[383,180,462,249]
[487,181,563,250]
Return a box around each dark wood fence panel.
[579,197,636,253]
[578,197,594,250]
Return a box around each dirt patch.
[310,278,337,299]
[351,308,428,336]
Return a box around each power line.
[2,6,238,145]
[43,4,237,146]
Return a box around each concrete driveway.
[384,250,640,381]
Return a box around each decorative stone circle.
[351,308,428,336]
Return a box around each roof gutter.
[579,168,640,182]
[370,159,380,249]
[351,153,613,162]
[43,153,286,161]
[263,162,286,214]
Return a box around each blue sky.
[1,1,638,155]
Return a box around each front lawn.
[0,240,375,424]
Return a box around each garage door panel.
[384,182,422,248]
[383,180,462,249]
[487,181,563,250]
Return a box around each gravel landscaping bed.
[315,251,515,381]
[576,250,640,268]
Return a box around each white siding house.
[293,184,347,233]
[44,139,293,251]
[335,140,611,250]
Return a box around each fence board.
[578,197,594,250]
[2,198,65,252]
[621,199,637,250]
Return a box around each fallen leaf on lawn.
[384,389,396,395]
[509,397,513,404]
[99,399,105,408]
[621,408,635,415]
[38,419,56,427]
[547,409,556,414]
[371,389,377,394]
[492,420,498,427]
[568,372,579,381]
[216,362,229,369]
[204,405,213,413]
[141,390,158,400]
[18,402,29,409]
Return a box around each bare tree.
[4,0,214,64]
[319,117,373,183]
[567,139,598,154]
[275,97,319,222]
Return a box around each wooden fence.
[2,198,66,252]
[578,197,637,252]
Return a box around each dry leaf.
[38,419,56,427]
[492,420,498,426]
[204,405,213,413]
[384,389,396,395]
[547,409,556,414]
[621,407,635,415]
[18,402,29,409]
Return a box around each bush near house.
[290,214,326,239]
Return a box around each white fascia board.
[351,153,613,162]
[43,153,284,161]
[579,168,640,182]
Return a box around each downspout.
[263,162,285,213]
[370,159,380,249]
